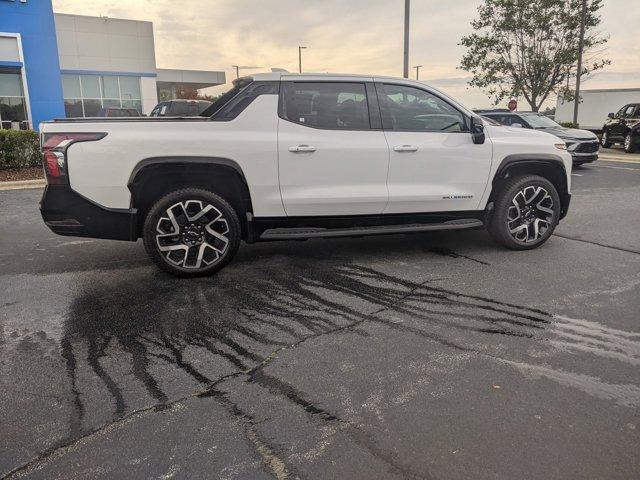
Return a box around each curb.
[0,178,46,191]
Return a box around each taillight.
[41,133,107,185]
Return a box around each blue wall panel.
[0,0,65,129]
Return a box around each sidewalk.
[599,149,640,164]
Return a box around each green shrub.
[0,130,41,170]
[559,121,579,129]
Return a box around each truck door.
[376,82,493,213]
[277,80,390,216]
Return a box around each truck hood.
[485,124,560,142]
[534,126,597,141]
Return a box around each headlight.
[554,143,567,150]
[565,142,577,151]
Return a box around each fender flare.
[489,153,571,218]
[127,156,249,188]
[493,153,567,180]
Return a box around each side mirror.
[511,122,523,128]
[608,113,615,119]
[470,116,485,144]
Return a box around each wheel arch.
[128,156,253,238]
[488,155,570,219]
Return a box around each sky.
[51,0,640,110]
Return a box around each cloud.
[51,0,639,109]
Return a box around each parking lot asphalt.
[1,160,639,480]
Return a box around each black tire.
[624,133,636,153]
[143,188,241,277]
[600,130,612,148]
[488,175,561,250]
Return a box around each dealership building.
[0,0,225,129]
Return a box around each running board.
[259,219,484,240]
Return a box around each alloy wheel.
[625,134,632,151]
[601,131,608,146]
[506,186,555,243]
[155,200,229,269]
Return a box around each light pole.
[413,65,422,80]
[403,0,410,78]
[573,0,588,124]
[298,46,307,73]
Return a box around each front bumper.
[571,152,598,163]
[40,185,138,241]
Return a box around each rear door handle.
[393,145,418,152]
[289,145,317,153]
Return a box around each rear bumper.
[40,185,137,241]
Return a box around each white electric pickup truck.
[40,73,572,277]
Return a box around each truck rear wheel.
[488,175,561,250]
[143,188,241,277]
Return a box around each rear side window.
[378,84,466,132]
[280,82,371,130]
[210,81,279,121]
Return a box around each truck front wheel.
[488,175,561,250]
[143,188,241,277]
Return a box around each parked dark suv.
[149,100,212,117]
[476,110,600,165]
[601,103,640,153]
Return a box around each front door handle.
[289,145,317,153]
[393,145,418,152]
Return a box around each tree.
[460,0,610,111]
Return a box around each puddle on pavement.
[3,253,640,454]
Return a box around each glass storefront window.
[0,73,24,97]
[102,76,120,99]
[82,99,102,117]
[80,75,101,99]
[119,76,141,101]
[64,99,83,118]
[0,97,27,122]
[61,74,142,117]
[61,75,81,98]
[122,100,142,114]
[0,73,27,123]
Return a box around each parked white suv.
[40,73,572,277]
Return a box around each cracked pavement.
[1,160,639,479]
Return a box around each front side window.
[281,82,370,130]
[623,105,636,117]
[378,84,466,132]
[61,74,142,117]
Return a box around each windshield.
[522,114,561,129]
